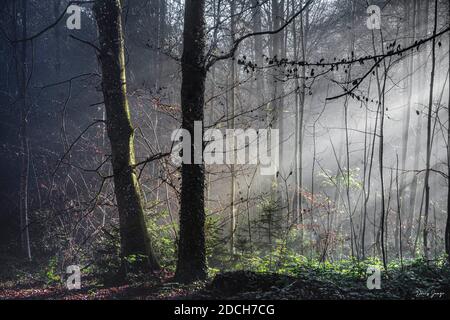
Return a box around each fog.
[0,0,449,274]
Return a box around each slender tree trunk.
[228,0,237,255]
[206,0,220,226]
[423,0,438,260]
[344,0,356,258]
[292,0,299,227]
[293,0,307,254]
[372,27,388,269]
[379,84,387,269]
[399,0,416,255]
[175,0,208,283]
[362,76,378,259]
[94,0,160,272]
[396,154,404,267]
[266,0,283,249]
[360,82,371,259]
[273,0,285,171]
[408,0,429,256]
[18,0,31,262]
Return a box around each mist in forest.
[0,0,450,299]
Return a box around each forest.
[0,0,450,301]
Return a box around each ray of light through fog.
[0,0,450,298]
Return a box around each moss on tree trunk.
[94,0,160,272]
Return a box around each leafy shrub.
[42,256,61,285]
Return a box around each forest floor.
[1,259,450,300]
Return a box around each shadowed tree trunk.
[175,0,208,283]
[18,0,32,262]
[94,0,160,272]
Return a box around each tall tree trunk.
[292,0,300,227]
[344,0,356,258]
[398,0,416,256]
[18,0,31,262]
[371,26,387,269]
[379,76,387,270]
[407,0,427,254]
[267,0,283,249]
[360,79,376,259]
[175,0,208,283]
[293,0,307,254]
[423,0,438,260]
[94,0,160,272]
[228,0,237,255]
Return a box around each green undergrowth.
[206,248,450,299]
[2,247,450,299]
